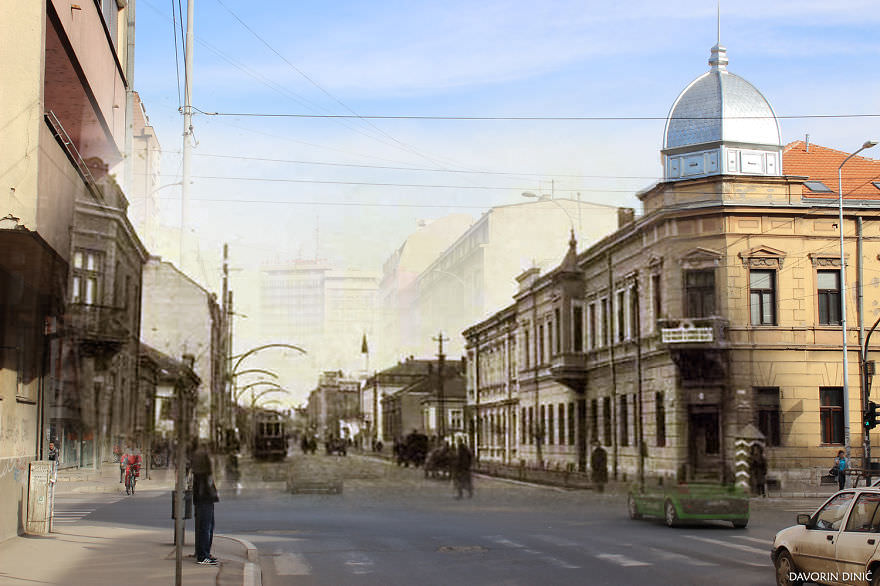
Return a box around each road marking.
[273,552,312,576]
[344,552,374,575]
[731,535,772,546]
[534,534,580,547]
[486,536,579,569]
[682,535,772,566]
[646,546,717,567]
[596,553,651,567]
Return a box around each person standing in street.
[452,439,473,499]
[192,442,220,565]
[835,450,847,491]
[749,443,767,497]
[591,440,608,493]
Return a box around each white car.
[773,488,880,586]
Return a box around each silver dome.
[663,46,781,151]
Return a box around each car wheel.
[774,550,802,586]
[731,519,748,529]
[872,566,880,586]
[664,500,678,528]
[627,495,642,520]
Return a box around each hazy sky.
[131,0,880,400]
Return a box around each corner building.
[465,40,880,488]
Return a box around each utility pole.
[179,0,194,270]
[434,332,449,441]
[220,243,229,451]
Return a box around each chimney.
[617,207,635,228]
[805,133,810,153]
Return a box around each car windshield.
[814,492,855,531]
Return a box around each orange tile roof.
[783,140,880,200]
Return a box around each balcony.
[550,352,587,393]
[67,303,130,357]
[658,317,729,349]
[658,317,729,384]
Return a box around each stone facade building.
[464,40,880,489]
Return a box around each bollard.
[171,489,193,545]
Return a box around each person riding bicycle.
[123,450,142,494]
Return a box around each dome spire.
[708,1,728,71]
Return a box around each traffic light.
[866,401,879,430]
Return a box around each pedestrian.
[834,449,847,491]
[749,443,767,497]
[591,440,608,493]
[452,439,473,499]
[47,441,59,462]
[192,441,220,566]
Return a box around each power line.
[198,111,880,121]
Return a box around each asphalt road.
[69,454,829,585]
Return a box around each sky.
[130,0,880,402]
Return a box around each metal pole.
[839,141,878,468]
[180,0,194,269]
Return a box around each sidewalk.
[0,463,261,586]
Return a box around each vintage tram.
[253,409,288,461]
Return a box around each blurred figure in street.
[591,439,608,493]
[749,443,767,497]
[192,440,220,565]
[452,439,473,499]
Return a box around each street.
[49,454,826,586]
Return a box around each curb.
[217,534,261,586]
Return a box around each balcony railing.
[67,303,130,344]
[658,317,729,347]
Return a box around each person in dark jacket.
[192,442,220,565]
[750,443,768,497]
[452,440,474,499]
[591,440,608,493]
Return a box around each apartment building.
[464,40,880,489]
[0,0,134,540]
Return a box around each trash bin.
[171,489,192,520]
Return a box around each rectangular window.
[655,392,666,447]
[820,387,844,445]
[617,290,626,342]
[573,305,584,352]
[818,270,842,325]
[603,396,612,446]
[652,273,662,323]
[756,387,781,447]
[588,303,597,349]
[521,407,527,445]
[537,324,544,365]
[590,398,598,442]
[71,250,101,305]
[554,308,561,354]
[568,402,575,445]
[523,329,530,369]
[684,269,715,318]
[750,269,777,325]
[528,406,534,444]
[630,287,639,339]
[558,403,565,445]
[540,405,546,445]
[547,404,554,446]
[619,395,629,447]
[601,298,610,346]
[546,321,552,362]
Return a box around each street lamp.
[839,139,878,468]
[522,191,578,243]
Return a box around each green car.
[627,482,750,528]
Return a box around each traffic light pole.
[862,314,880,481]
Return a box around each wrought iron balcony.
[657,316,729,348]
[67,303,130,356]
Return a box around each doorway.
[688,405,721,480]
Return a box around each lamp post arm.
[232,369,279,380]
[231,343,306,374]
[235,380,282,402]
